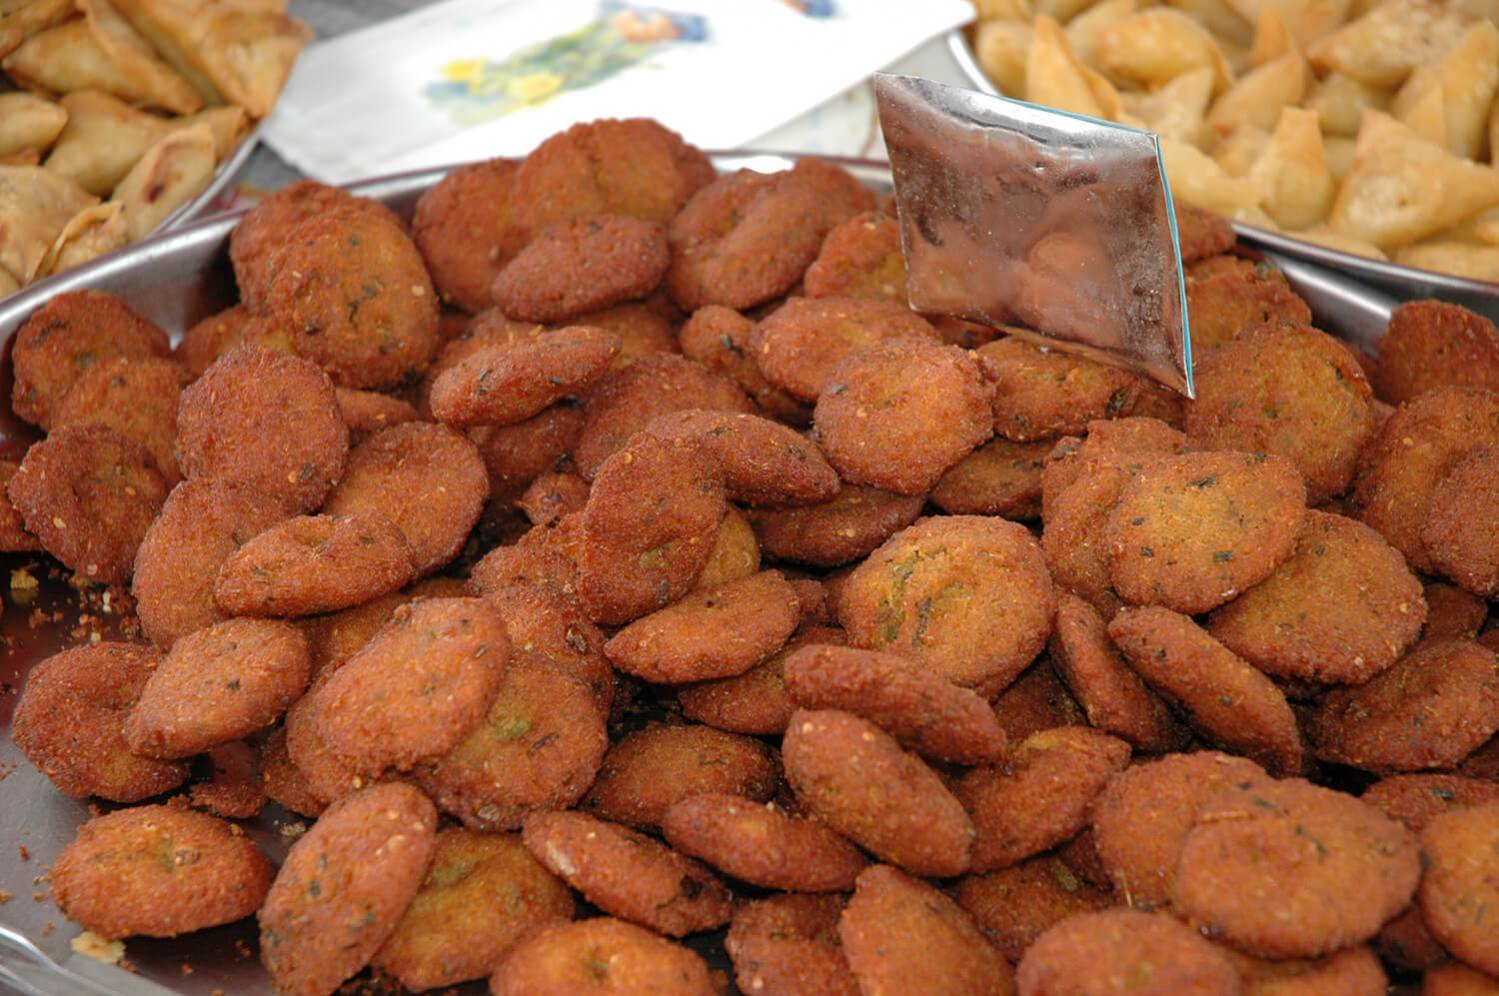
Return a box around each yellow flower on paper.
[507,71,564,104]
[441,58,487,85]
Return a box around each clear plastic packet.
[874,73,1194,396]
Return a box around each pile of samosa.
[0,0,312,295]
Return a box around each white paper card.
[262,0,973,183]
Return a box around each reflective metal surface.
[876,74,1192,394]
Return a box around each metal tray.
[0,152,1411,996]
[944,28,1499,324]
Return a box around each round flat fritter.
[565,300,678,370]
[666,162,876,311]
[215,512,415,617]
[978,335,1143,442]
[574,352,753,479]
[124,618,309,759]
[1422,444,1499,597]
[481,582,614,715]
[1090,751,1270,910]
[1048,592,1184,752]
[1361,773,1499,835]
[411,158,527,314]
[663,793,867,892]
[1351,386,1499,573]
[1374,299,1499,405]
[1042,464,1139,623]
[175,345,349,514]
[1418,802,1499,977]
[51,805,273,939]
[317,597,510,772]
[581,723,777,830]
[677,626,847,736]
[815,340,994,496]
[492,215,669,323]
[749,295,940,402]
[1017,909,1242,995]
[417,659,607,831]
[783,642,1006,764]
[1206,510,1427,685]
[1173,778,1419,958]
[321,421,489,577]
[52,356,189,483]
[473,403,586,506]
[229,181,402,310]
[335,387,419,445]
[1103,450,1307,614]
[931,436,1051,519]
[510,117,715,231]
[189,740,267,820]
[642,408,840,507]
[175,304,290,376]
[953,856,1116,963]
[1175,202,1238,263]
[429,326,620,429]
[726,895,857,996]
[1421,581,1489,639]
[957,727,1132,872]
[1185,323,1375,504]
[838,515,1055,693]
[804,210,906,301]
[8,424,168,585]
[603,570,800,683]
[371,828,573,992]
[577,432,725,625]
[1184,268,1311,352]
[10,288,170,430]
[490,916,715,996]
[1309,637,1499,773]
[262,206,439,391]
[1040,416,1187,522]
[747,485,924,568]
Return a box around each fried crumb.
[70,931,124,965]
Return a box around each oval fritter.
[258,783,437,996]
[317,597,511,772]
[839,865,1015,996]
[521,810,732,937]
[783,708,974,877]
[125,618,309,759]
[1209,509,1426,687]
[12,642,186,801]
[51,805,273,939]
[215,511,415,617]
